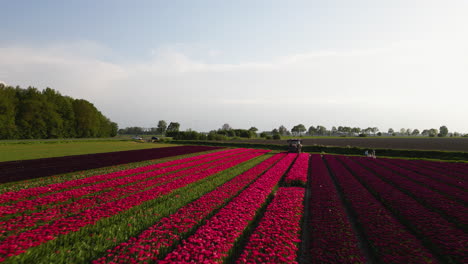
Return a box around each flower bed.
[161,153,297,263]
[237,187,304,263]
[308,154,365,263]
[0,151,265,261]
[283,153,309,186]
[93,152,281,264]
[336,155,466,263]
[326,155,436,263]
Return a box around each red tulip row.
[93,152,282,264]
[379,158,466,192]
[0,150,261,238]
[0,148,244,205]
[357,157,467,225]
[326,155,437,263]
[237,187,304,264]
[161,153,297,263]
[283,153,309,186]
[0,151,265,261]
[0,148,249,217]
[336,155,466,263]
[308,154,365,263]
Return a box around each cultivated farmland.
[0,147,466,263]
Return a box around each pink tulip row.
[336,155,466,263]
[236,187,304,264]
[93,152,282,264]
[0,151,265,261]
[0,150,262,239]
[308,154,365,263]
[283,153,309,186]
[358,157,467,225]
[379,158,466,193]
[0,148,245,205]
[327,155,438,263]
[0,148,250,217]
[161,153,297,263]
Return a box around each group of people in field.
[364,149,376,158]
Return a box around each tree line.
[0,84,118,139]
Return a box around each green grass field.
[0,141,177,162]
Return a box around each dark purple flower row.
[308,154,365,263]
[0,148,249,217]
[0,151,265,261]
[356,157,467,225]
[161,153,297,263]
[284,153,309,186]
[379,157,466,191]
[0,148,244,205]
[326,155,437,263]
[335,155,467,264]
[93,152,281,264]
[405,159,467,180]
[237,187,304,264]
[0,150,259,238]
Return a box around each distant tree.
[428,128,438,137]
[167,122,180,132]
[372,127,379,136]
[377,132,382,136]
[331,126,337,135]
[248,127,258,132]
[399,128,406,135]
[406,128,412,136]
[411,129,420,136]
[439,125,448,137]
[221,123,232,130]
[278,125,289,136]
[388,128,394,134]
[271,128,279,135]
[0,85,18,139]
[351,127,361,134]
[260,132,268,138]
[308,126,317,136]
[316,125,327,135]
[157,120,167,135]
[453,132,461,137]
[291,124,306,136]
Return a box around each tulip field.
[0,146,466,263]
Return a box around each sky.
[1,0,467,132]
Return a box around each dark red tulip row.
[161,153,297,263]
[0,148,249,218]
[0,150,266,261]
[336,155,467,263]
[0,150,260,238]
[0,148,244,205]
[283,153,309,186]
[405,159,467,180]
[356,157,468,225]
[308,154,365,263]
[379,157,466,191]
[326,155,437,263]
[237,187,304,264]
[93,152,282,264]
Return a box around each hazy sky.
[1,0,467,132]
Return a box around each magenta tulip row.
[160,153,297,263]
[307,154,365,263]
[326,156,436,263]
[336,155,466,263]
[0,151,265,261]
[357,157,467,225]
[93,152,282,264]
[0,148,249,217]
[380,157,466,191]
[283,153,309,186]
[0,148,246,205]
[237,187,304,264]
[0,150,261,239]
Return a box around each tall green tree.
[0,84,18,139]
[157,120,167,135]
[439,125,448,137]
